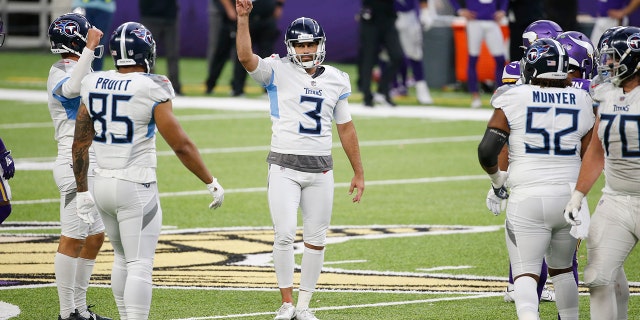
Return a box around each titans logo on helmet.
[131,27,153,46]
[526,45,551,63]
[626,33,640,51]
[53,20,80,38]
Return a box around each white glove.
[564,190,585,226]
[207,178,224,209]
[419,7,434,31]
[488,170,509,199]
[76,191,97,224]
[486,188,507,215]
[570,197,590,239]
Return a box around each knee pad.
[584,265,608,287]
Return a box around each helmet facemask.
[599,46,638,86]
[286,36,325,69]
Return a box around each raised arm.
[236,0,259,72]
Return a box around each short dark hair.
[531,78,571,88]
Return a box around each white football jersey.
[592,82,640,195]
[248,55,352,156]
[47,59,89,161]
[80,70,175,183]
[492,85,595,188]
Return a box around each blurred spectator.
[590,0,640,45]
[543,0,577,32]
[208,0,225,66]
[71,0,116,71]
[139,0,182,95]
[205,0,237,95]
[507,0,543,62]
[229,0,283,97]
[449,0,507,108]
[358,0,404,107]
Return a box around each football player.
[449,0,508,108]
[0,137,15,224]
[46,13,111,320]
[479,38,595,320]
[72,21,224,320]
[235,1,365,319]
[564,26,640,320]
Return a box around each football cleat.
[503,284,515,302]
[295,309,319,320]
[540,287,556,302]
[274,302,296,320]
[75,306,112,320]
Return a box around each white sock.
[273,244,295,288]
[299,247,324,293]
[514,276,539,320]
[55,252,78,318]
[74,257,96,316]
[590,284,617,320]
[551,272,579,320]
[296,290,313,311]
[124,259,154,320]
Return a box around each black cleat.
[74,306,113,320]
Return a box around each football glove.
[0,150,14,180]
[563,190,585,226]
[76,191,98,224]
[488,170,509,199]
[207,178,224,209]
[486,188,507,216]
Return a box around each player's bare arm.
[236,0,259,72]
[337,121,364,202]
[574,118,605,195]
[71,104,95,193]
[154,100,215,185]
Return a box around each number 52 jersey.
[80,70,175,183]
[491,84,595,188]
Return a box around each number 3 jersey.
[248,55,352,156]
[80,70,175,183]
[592,82,640,196]
[491,84,595,189]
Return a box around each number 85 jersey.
[248,55,352,156]
[491,84,595,188]
[80,70,175,183]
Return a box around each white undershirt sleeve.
[61,47,95,97]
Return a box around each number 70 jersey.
[79,70,175,183]
[491,84,595,188]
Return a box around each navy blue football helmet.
[0,17,5,47]
[522,20,563,48]
[48,13,92,56]
[109,22,156,73]
[521,38,568,84]
[555,31,595,79]
[284,17,326,69]
[598,26,640,87]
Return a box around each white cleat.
[504,283,515,302]
[470,97,482,108]
[415,80,433,105]
[540,287,556,302]
[295,309,319,320]
[274,302,296,320]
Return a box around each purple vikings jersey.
[449,0,508,20]
[394,0,419,13]
[597,0,628,17]
[571,78,591,92]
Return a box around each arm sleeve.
[60,47,95,98]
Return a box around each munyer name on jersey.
[532,91,577,105]
[94,77,133,91]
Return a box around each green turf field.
[0,51,637,319]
